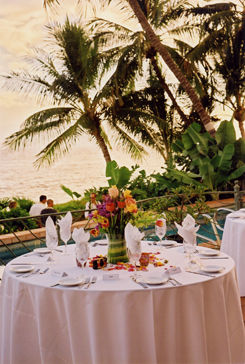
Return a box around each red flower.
[106,203,115,212]
[156,220,164,227]
[90,229,99,237]
[117,200,126,208]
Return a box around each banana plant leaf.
[106,160,134,190]
[215,120,236,149]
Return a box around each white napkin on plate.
[46,216,58,246]
[125,223,145,254]
[174,214,199,245]
[72,227,90,257]
[57,211,72,243]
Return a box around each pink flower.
[108,186,119,199]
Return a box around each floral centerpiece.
[89,186,138,263]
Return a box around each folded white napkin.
[72,227,90,258]
[57,211,72,243]
[155,218,166,237]
[46,216,58,247]
[125,223,145,254]
[175,214,199,245]
[182,214,196,229]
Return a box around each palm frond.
[4,107,75,150]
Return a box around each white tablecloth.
[0,242,245,364]
[221,214,245,296]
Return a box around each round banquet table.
[0,242,245,364]
[220,213,245,296]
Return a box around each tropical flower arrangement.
[88,186,138,263]
[89,186,138,238]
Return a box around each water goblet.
[61,238,71,255]
[46,236,58,265]
[183,239,197,271]
[155,225,165,250]
[128,244,142,280]
[76,244,90,281]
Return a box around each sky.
[0,0,242,148]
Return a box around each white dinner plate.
[33,248,51,254]
[160,240,176,246]
[201,265,224,273]
[142,276,168,285]
[57,277,83,286]
[199,249,220,256]
[98,239,108,246]
[10,265,35,273]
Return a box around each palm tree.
[43,0,217,137]
[3,19,159,166]
[87,0,191,126]
[179,1,245,137]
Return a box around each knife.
[11,263,43,265]
[132,278,148,288]
[186,271,216,278]
[200,257,229,259]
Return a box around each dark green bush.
[0,208,38,234]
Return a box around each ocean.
[0,140,165,204]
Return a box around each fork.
[165,271,182,286]
[84,276,97,289]
[78,276,91,289]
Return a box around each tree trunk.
[128,0,216,137]
[93,129,112,163]
[148,51,190,126]
[233,108,245,138]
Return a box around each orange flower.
[106,203,115,212]
[90,229,99,237]
[125,197,137,213]
[108,186,119,198]
[156,220,164,227]
[117,200,126,208]
[101,218,110,228]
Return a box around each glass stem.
[134,262,137,280]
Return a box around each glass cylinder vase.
[106,233,128,264]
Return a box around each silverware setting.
[22,269,40,278]
[185,270,216,278]
[165,271,182,286]
[78,276,91,289]
[40,268,49,274]
[84,276,97,289]
[132,277,148,289]
[200,257,229,259]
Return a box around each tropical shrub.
[170,120,245,191]
[0,208,38,234]
[0,198,11,210]
[13,197,34,212]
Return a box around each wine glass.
[75,244,90,281]
[155,224,166,250]
[183,239,197,271]
[61,237,71,255]
[46,235,58,265]
[128,244,142,280]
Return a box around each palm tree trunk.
[128,0,216,137]
[148,51,190,126]
[93,129,112,163]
